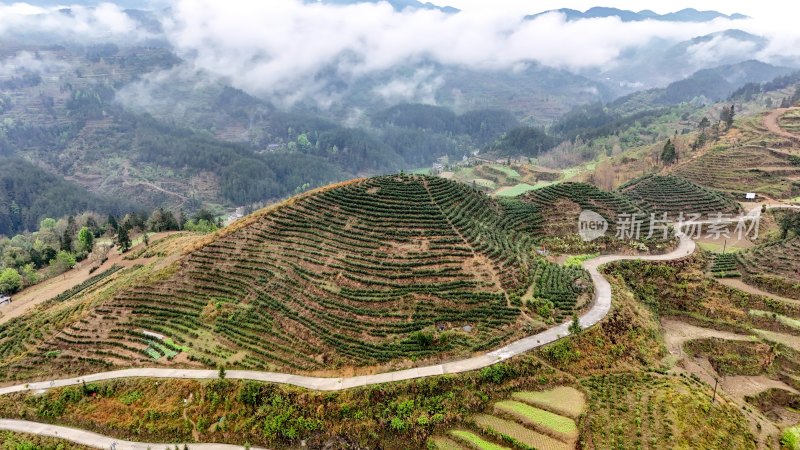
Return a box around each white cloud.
[3,0,800,107]
[0,2,149,42]
[373,67,444,104]
[163,0,751,103]
[686,35,759,66]
[0,51,71,78]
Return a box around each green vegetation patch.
[710,253,741,278]
[489,165,522,179]
[450,430,511,450]
[472,414,570,450]
[749,310,800,331]
[0,430,92,449]
[783,425,800,450]
[495,183,538,197]
[493,401,577,437]
[510,387,585,418]
[563,254,598,268]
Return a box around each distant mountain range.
[591,29,771,92]
[526,7,748,22]
[311,0,459,13]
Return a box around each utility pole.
[712,377,719,404]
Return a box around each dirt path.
[721,376,799,401]
[717,278,800,305]
[121,162,188,202]
[0,233,171,325]
[661,318,785,449]
[661,318,754,359]
[763,108,800,142]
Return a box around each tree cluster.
[779,211,800,240]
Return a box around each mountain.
[659,60,792,103]
[593,29,774,93]
[527,7,748,22]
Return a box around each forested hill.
[0,158,133,236]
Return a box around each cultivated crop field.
[581,372,756,450]
[710,253,741,278]
[23,175,591,374]
[737,237,800,299]
[511,386,585,418]
[778,109,800,133]
[673,146,800,198]
[520,182,657,240]
[434,385,585,450]
[619,174,740,216]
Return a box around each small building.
[745,193,757,200]
[431,162,444,174]
[0,295,10,305]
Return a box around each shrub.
[479,363,515,383]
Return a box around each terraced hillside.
[778,109,800,134]
[674,146,800,198]
[620,174,740,216]
[22,175,591,375]
[737,238,800,299]
[432,385,585,450]
[520,182,655,239]
[582,373,756,449]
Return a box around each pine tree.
[725,104,735,129]
[569,313,582,334]
[117,225,131,252]
[661,139,677,165]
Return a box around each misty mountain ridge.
[312,0,460,13]
[527,7,749,22]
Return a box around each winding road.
[2,206,795,449]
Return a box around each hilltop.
[0,175,595,378]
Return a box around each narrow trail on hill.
[2,205,796,449]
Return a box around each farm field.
[581,372,756,450]
[779,109,800,133]
[493,400,577,440]
[710,252,741,278]
[433,385,584,450]
[446,163,563,197]
[619,174,740,216]
[673,146,800,198]
[520,182,657,243]
[737,237,800,300]
[510,386,585,418]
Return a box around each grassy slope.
[0,430,92,449]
